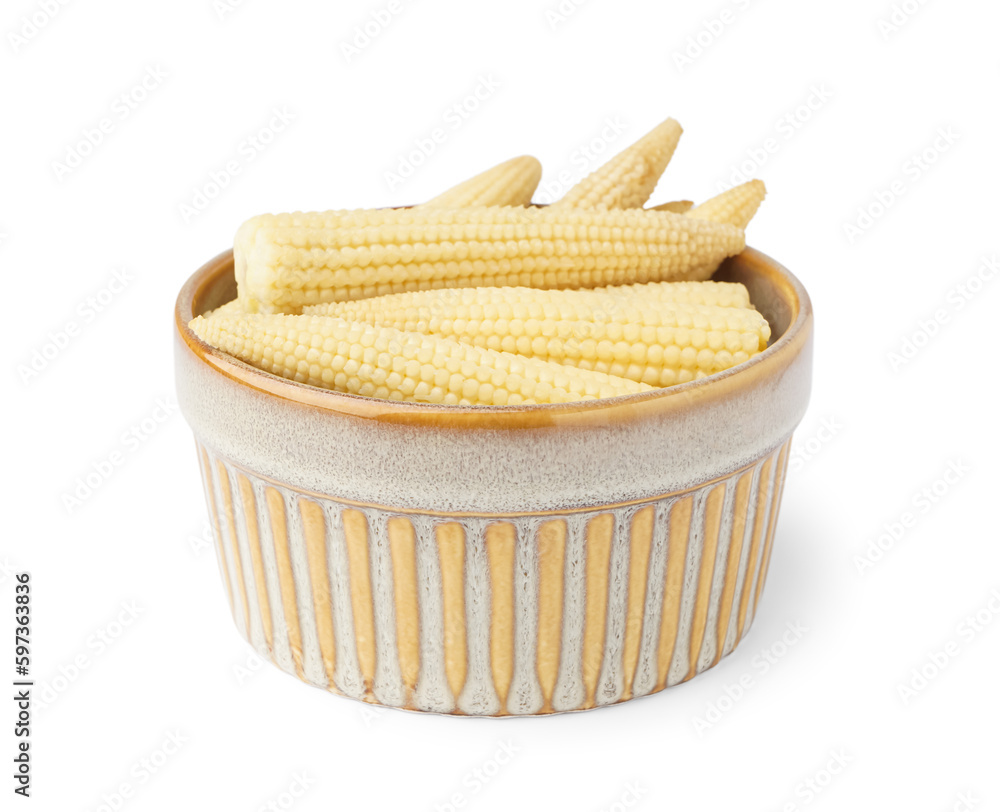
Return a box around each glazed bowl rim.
[174,247,812,430]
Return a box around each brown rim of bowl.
[175,248,812,430]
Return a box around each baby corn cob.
[688,180,767,229]
[590,279,752,309]
[551,118,683,211]
[422,156,542,209]
[650,200,694,214]
[189,311,651,405]
[234,206,745,313]
[306,288,770,387]
[208,299,244,317]
[305,279,754,321]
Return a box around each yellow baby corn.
[234,205,745,313]
[305,280,754,322]
[688,180,767,229]
[551,118,683,211]
[650,200,694,214]
[422,156,542,209]
[591,279,752,309]
[189,311,650,405]
[208,299,244,318]
[306,288,769,387]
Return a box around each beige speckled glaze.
[174,247,812,715]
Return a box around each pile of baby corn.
[191,117,771,406]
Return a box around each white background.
[4,0,999,809]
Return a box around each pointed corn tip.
[551,115,684,211]
[687,180,767,230]
[423,155,543,209]
[513,155,543,184]
[649,200,694,214]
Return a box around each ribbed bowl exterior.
[195,438,791,715]
[175,247,812,716]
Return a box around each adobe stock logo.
[383,75,502,192]
[17,268,135,385]
[178,107,295,223]
[341,1,406,63]
[34,602,144,713]
[533,117,628,204]
[843,127,959,244]
[788,416,843,474]
[61,397,180,514]
[431,740,519,812]
[769,750,854,810]
[896,590,1000,705]
[51,66,168,182]
[877,0,933,39]
[692,620,808,735]
[87,731,189,812]
[7,0,73,54]
[714,85,832,193]
[887,254,998,372]
[671,0,757,73]
[213,0,250,20]
[545,0,591,30]
[595,783,646,812]
[256,773,317,812]
[854,460,969,575]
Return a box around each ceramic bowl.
[174,248,812,716]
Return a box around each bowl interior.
[176,247,810,427]
[714,257,794,346]
[192,267,238,317]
